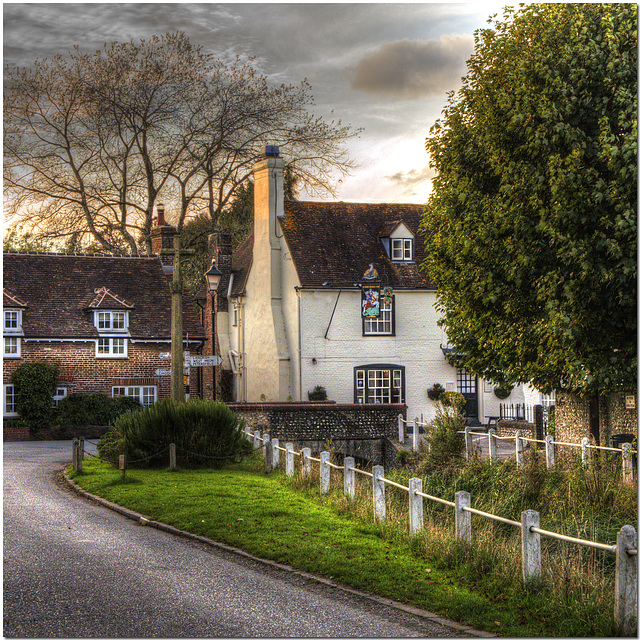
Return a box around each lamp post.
[204,259,222,400]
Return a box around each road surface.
[4,441,481,638]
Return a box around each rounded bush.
[114,399,251,468]
[56,393,141,428]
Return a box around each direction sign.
[155,368,171,376]
[184,355,223,367]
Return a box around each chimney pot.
[157,203,166,227]
[264,145,280,157]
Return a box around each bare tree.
[4,33,359,253]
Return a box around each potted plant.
[427,383,445,401]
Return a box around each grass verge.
[68,453,626,637]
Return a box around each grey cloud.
[348,35,474,99]
[387,166,435,189]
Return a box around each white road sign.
[184,355,223,367]
[155,368,171,376]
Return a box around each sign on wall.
[362,287,380,317]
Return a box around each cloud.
[348,35,474,99]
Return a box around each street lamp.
[204,259,223,400]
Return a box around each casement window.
[4,309,22,358]
[354,365,405,405]
[3,384,18,417]
[95,311,127,332]
[96,337,127,358]
[391,238,413,262]
[363,296,394,336]
[112,385,157,406]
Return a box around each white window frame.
[391,238,413,262]
[354,365,405,405]
[3,336,21,358]
[94,310,128,332]
[363,296,393,336]
[3,384,18,417]
[112,385,157,406]
[4,309,22,332]
[96,337,127,358]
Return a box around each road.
[3,441,479,638]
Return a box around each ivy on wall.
[11,361,59,431]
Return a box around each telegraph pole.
[170,233,185,402]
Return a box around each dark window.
[354,364,405,404]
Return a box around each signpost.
[184,355,223,367]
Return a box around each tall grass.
[285,443,635,638]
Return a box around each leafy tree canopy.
[421,3,637,395]
[4,32,359,254]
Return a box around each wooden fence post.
[409,477,423,536]
[515,430,523,467]
[398,414,404,444]
[78,438,84,473]
[72,438,78,472]
[373,465,385,523]
[169,443,176,471]
[253,430,261,450]
[119,454,126,480]
[455,491,471,543]
[320,451,330,494]
[271,438,280,471]
[521,510,541,584]
[244,426,251,440]
[301,447,311,478]
[545,435,555,469]
[581,437,590,467]
[488,428,497,464]
[264,435,272,472]
[344,456,355,498]
[621,443,633,484]
[464,427,473,461]
[615,525,637,637]
[285,443,294,477]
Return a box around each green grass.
[68,453,629,637]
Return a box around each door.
[456,368,478,422]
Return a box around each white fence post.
[373,465,385,523]
[301,447,311,478]
[488,428,497,464]
[409,477,423,536]
[621,443,634,484]
[545,435,555,469]
[615,525,637,637]
[464,427,473,461]
[515,430,524,467]
[170,442,177,471]
[412,417,420,452]
[344,456,355,498]
[270,438,280,470]
[262,433,270,461]
[244,426,251,440]
[253,430,261,450]
[455,491,471,543]
[285,442,294,477]
[581,437,590,467]
[398,414,404,444]
[521,510,542,584]
[320,451,330,494]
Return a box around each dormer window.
[95,311,128,332]
[391,238,413,262]
[3,309,22,358]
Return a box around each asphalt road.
[3,441,481,638]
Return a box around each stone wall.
[230,402,405,466]
[556,391,638,446]
[496,420,534,438]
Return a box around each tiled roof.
[3,288,28,308]
[280,201,434,289]
[230,232,254,296]
[2,253,204,340]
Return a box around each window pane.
[113,312,126,330]
[4,311,18,330]
[4,337,18,355]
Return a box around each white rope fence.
[244,427,637,636]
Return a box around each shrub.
[56,393,141,428]
[96,427,125,463]
[11,361,59,431]
[114,399,252,468]
[421,401,466,469]
[308,385,327,401]
[440,391,466,410]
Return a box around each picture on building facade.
[362,287,380,317]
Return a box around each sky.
[3,2,511,204]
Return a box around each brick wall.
[3,425,30,441]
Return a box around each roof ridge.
[3,251,157,259]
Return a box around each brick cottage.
[3,232,205,436]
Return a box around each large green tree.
[422,3,636,395]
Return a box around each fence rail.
[241,428,637,636]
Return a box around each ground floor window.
[354,364,405,404]
[3,384,17,417]
[112,385,157,406]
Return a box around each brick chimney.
[150,203,176,271]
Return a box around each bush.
[96,427,125,463]
[308,385,327,401]
[422,401,466,469]
[56,393,141,428]
[114,399,252,468]
[11,361,59,431]
[440,391,466,410]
